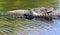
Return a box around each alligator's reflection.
[35,18,53,23]
[4,15,53,23]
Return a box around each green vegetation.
[0,0,57,11]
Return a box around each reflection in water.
[35,17,53,23]
[0,9,60,35]
[1,9,60,35]
[14,19,60,35]
[0,12,60,35]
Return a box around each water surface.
[0,0,59,35]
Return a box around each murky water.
[12,0,60,35]
[0,0,60,35]
[13,0,60,35]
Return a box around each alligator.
[31,7,60,19]
[1,7,60,20]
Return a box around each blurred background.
[0,0,57,11]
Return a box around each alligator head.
[31,7,54,16]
